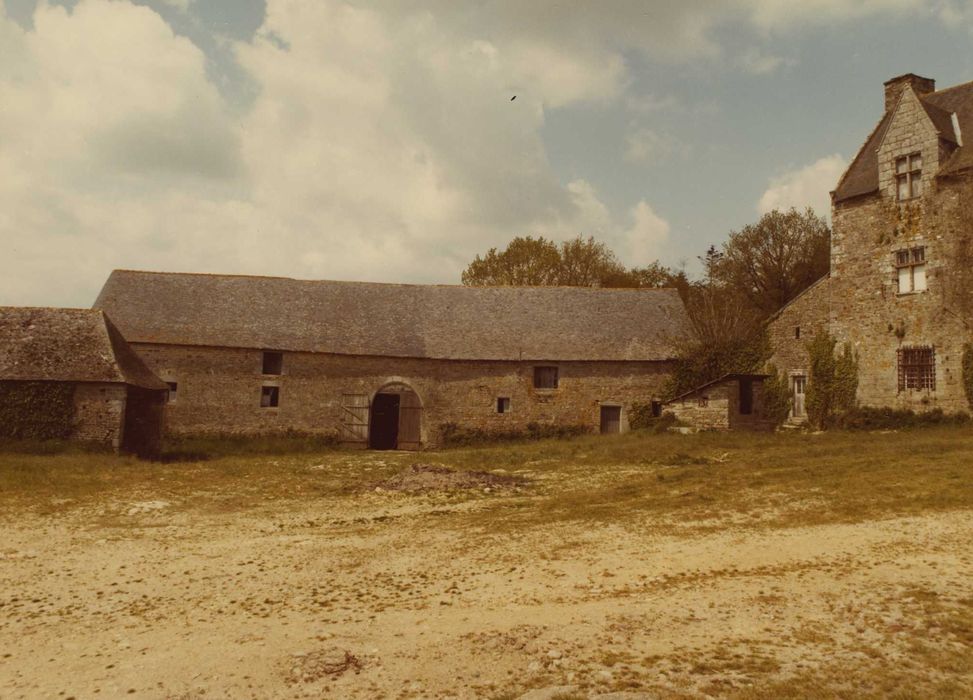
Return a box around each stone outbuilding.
[664,373,775,432]
[0,307,169,455]
[93,270,691,449]
[768,73,973,420]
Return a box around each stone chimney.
[884,73,935,113]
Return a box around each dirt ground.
[0,436,971,699]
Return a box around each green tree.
[461,236,561,286]
[761,364,793,426]
[713,207,830,316]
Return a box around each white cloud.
[739,46,793,75]
[757,155,848,218]
[623,201,671,266]
[0,0,673,307]
[624,127,684,164]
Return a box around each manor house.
[94,270,689,448]
[769,73,973,419]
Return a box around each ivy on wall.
[760,364,793,427]
[805,332,859,429]
[963,344,973,411]
[0,381,76,440]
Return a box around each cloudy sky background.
[2,0,973,307]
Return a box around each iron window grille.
[897,346,935,392]
[895,153,923,201]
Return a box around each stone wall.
[134,343,674,446]
[667,379,775,431]
[73,383,127,449]
[767,276,831,376]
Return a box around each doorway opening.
[369,393,400,450]
[792,374,807,419]
[600,405,621,434]
[368,383,423,450]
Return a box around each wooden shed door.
[600,405,621,434]
[340,394,370,446]
[397,390,422,451]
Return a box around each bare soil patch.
[376,463,529,493]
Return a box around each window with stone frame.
[897,346,936,391]
[260,385,280,408]
[895,246,927,294]
[533,366,559,389]
[895,153,923,201]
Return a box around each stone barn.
[93,270,690,449]
[0,307,168,455]
[664,374,775,432]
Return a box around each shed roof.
[0,307,168,390]
[665,373,769,405]
[834,78,973,203]
[93,270,690,362]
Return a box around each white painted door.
[792,375,807,418]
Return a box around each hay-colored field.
[0,428,971,699]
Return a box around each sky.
[2,0,973,307]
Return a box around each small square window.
[261,385,280,408]
[166,382,178,403]
[497,397,511,413]
[533,366,559,389]
[262,351,283,375]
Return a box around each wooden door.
[340,394,369,447]
[397,390,422,451]
[600,405,621,434]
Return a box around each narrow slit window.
[794,326,801,340]
[166,382,177,403]
[261,385,280,408]
[533,366,559,389]
[262,351,283,375]
[497,397,511,414]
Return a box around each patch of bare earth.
[0,439,970,699]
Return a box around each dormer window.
[895,153,922,200]
[895,246,926,293]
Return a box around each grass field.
[0,427,971,698]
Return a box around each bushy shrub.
[629,404,680,434]
[832,407,970,431]
[760,364,793,426]
[439,422,590,447]
[805,332,859,429]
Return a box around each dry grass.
[0,426,971,698]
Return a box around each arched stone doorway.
[369,382,423,451]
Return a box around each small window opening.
[261,385,280,408]
[533,366,559,389]
[895,246,927,294]
[794,326,801,340]
[697,396,709,407]
[166,382,178,403]
[651,400,662,418]
[262,351,283,375]
[497,397,511,413]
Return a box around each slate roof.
[834,78,973,203]
[93,270,691,362]
[665,373,769,405]
[0,307,168,390]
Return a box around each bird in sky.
[510,95,516,101]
